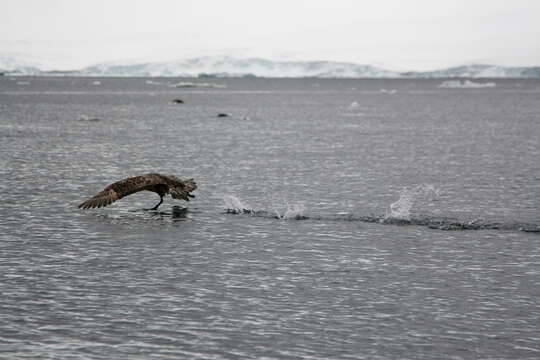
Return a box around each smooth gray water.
[1,77,539,359]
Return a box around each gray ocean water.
[1,76,539,359]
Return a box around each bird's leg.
[148,196,163,211]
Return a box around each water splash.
[222,194,306,219]
[280,203,307,220]
[222,191,538,232]
[223,195,252,214]
[268,194,308,220]
[384,184,440,221]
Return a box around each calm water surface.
[1,77,539,359]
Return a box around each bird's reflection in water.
[124,206,189,223]
[171,206,189,220]
[147,206,189,222]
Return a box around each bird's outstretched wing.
[78,174,167,209]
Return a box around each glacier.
[0,55,42,75]
[401,64,540,78]
[78,56,400,78]
[1,55,539,78]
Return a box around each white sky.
[1,0,539,70]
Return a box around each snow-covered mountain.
[401,64,540,78]
[62,59,540,78]
[79,57,400,78]
[0,55,41,75]
[1,55,539,78]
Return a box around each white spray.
[385,184,440,221]
[223,195,251,213]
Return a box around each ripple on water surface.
[1,77,540,359]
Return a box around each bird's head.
[183,178,197,193]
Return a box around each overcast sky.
[1,0,539,70]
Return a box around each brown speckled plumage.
[78,173,197,210]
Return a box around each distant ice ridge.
[404,63,540,78]
[2,53,540,78]
[0,55,41,75]
[438,80,496,89]
[79,56,400,78]
[76,59,540,78]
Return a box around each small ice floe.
[17,81,30,85]
[438,80,496,89]
[341,112,365,117]
[342,101,365,117]
[78,114,101,122]
[348,101,360,110]
[92,80,101,86]
[171,81,226,89]
[145,80,163,85]
[380,88,397,94]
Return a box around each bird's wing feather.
[78,189,120,209]
[78,174,167,209]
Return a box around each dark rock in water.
[172,99,184,104]
[217,113,229,117]
[78,115,101,122]
[520,227,540,233]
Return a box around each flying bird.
[78,173,197,210]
